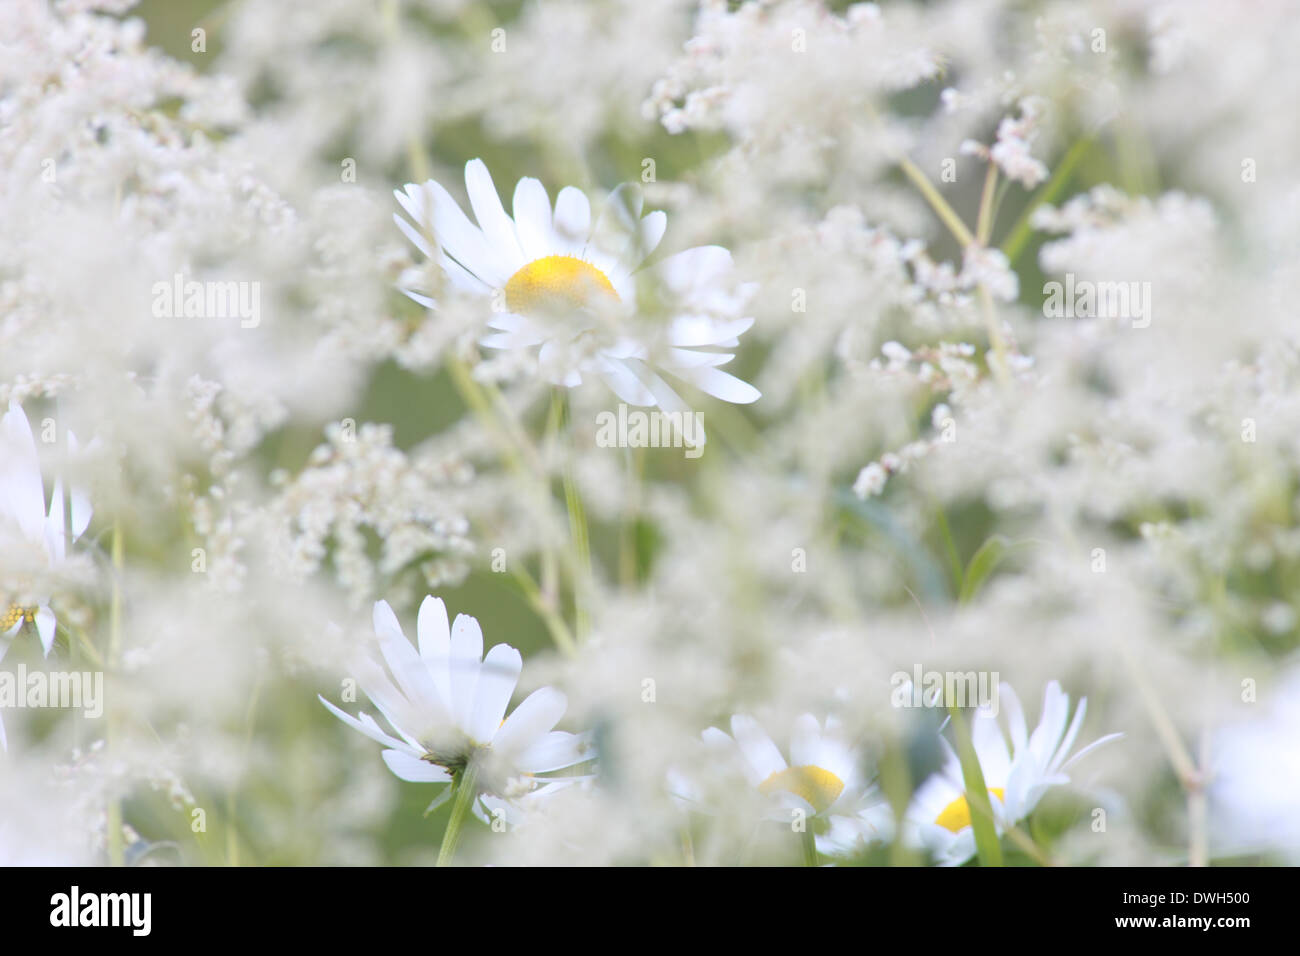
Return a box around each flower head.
[321,596,592,821]
[394,160,761,422]
[691,713,893,857]
[0,402,92,657]
[905,680,1121,865]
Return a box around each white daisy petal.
[0,403,48,542]
[596,357,657,406]
[552,186,592,254]
[382,749,452,783]
[729,715,788,783]
[1059,731,1124,772]
[663,363,761,404]
[494,686,567,756]
[35,606,56,657]
[655,244,735,293]
[514,730,591,773]
[665,348,735,369]
[512,177,555,260]
[789,714,822,768]
[371,601,441,712]
[668,315,755,347]
[319,696,409,752]
[393,210,433,257]
[1003,682,1028,754]
[416,595,452,703]
[449,613,484,731]
[403,180,510,287]
[468,643,522,744]
[465,159,526,271]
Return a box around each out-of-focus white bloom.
[266,422,474,607]
[0,402,92,658]
[905,681,1121,865]
[853,462,888,498]
[321,596,593,822]
[394,160,761,421]
[1211,666,1300,861]
[960,100,1050,189]
[697,714,893,857]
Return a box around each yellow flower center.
[504,255,618,314]
[2,603,36,631]
[935,787,1006,833]
[758,764,846,814]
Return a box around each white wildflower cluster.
[961,99,1051,189]
[265,421,475,608]
[2,0,1298,875]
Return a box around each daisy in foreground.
[320,596,592,863]
[394,159,761,426]
[687,714,893,862]
[0,402,92,657]
[904,680,1121,865]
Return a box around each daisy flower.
[320,596,592,823]
[1210,666,1300,862]
[695,713,893,857]
[0,402,93,657]
[904,680,1122,865]
[393,159,761,422]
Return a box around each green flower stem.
[897,155,975,248]
[1000,136,1093,266]
[897,155,1010,387]
[436,762,481,867]
[946,702,1003,867]
[975,163,999,245]
[800,827,818,867]
[619,445,646,588]
[106,520,124,868]
[447,359,581,654]
[509,564,576,656]
[549,390,592,641]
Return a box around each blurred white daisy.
[394,159,761,419]
[1210,666,1300,862]
[320,596,592,822]
[696,713,893,857]
[905,680,1121,865]
[0,402,93,658]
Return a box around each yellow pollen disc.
[758,764,846,815]
[935,787,1006,833]
[2,603,35,631]
[503,255,618,314]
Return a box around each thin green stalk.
[556,392,592,640]
[508,564,576,656]
[680,830,696,866]
[979,284,1011,386]
[619,445,646,587]
[946,703,1003,867]
[1188,728,1209,867]
[801,827,818,867]
[976,163,999,245]
[447,360,580,653]
[898,156,974,247]
[1001,137,1093,266]
[225,677,263,867]
[898,155,1009,387]
[106,520,124,868]
[437,762,480,867]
